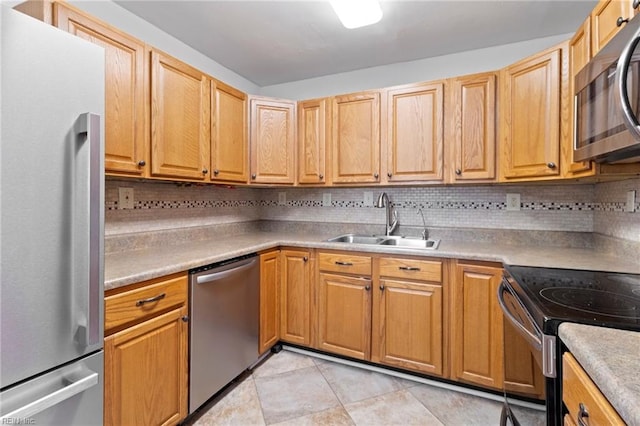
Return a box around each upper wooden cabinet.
[500,42,567,181]
[211,80,248,183]
[447,72,497,182]
[591,0,635,56]
[332,92,381,184]
[385,83,444,182]
[53,3,147,177]
[298,98,330,185]
[150,50,210,180]
[250,97,296,184]
[564,17,596,178]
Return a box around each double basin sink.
[326,233,440,250]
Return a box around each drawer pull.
[335,261,353,266]
[578,403,589,426]
[135,293,166,307]
[399,266,421,271]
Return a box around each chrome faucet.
[375,192,398,236]
[417,208,428,240]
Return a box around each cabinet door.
[151,50,210,180]
[211,80,248,183]
[564,17,596,178]
[280,249,311,346]
[54,4,147,176]
[386,83,444,182]
[500,43,565,180]
[298,98,329,184]
[250,97,296,184]
[449,73,497,181]
[318,272,371,360]
[259,251,279,354]
[332,92,381,183]
[375,279,443,375]
[104,306,188,426]
[451,263,503,389]
[591,0,634,55]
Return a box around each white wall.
[259,33,571,100]
[70,1,260,94]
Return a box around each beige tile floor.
[190,350,545,426]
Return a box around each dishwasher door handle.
[196,258,258,284]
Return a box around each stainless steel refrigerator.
[0,6,105,425]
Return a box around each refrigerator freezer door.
[0,7,105,388]
[0,350,104,425]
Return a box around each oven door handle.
[497,282,542,351]
[617,24,640,141]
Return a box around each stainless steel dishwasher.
[188,253,259,414]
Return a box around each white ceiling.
[114,0,597,87]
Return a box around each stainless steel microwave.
[575,14,640,163]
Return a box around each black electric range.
[500,265,640,426]
[504,265,640,334]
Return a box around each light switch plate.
[323,193,332,207]
[118,187,134,209]
[278,192,286,206]
[506,193,520,211]
[364,191,373,206]
[626,190,636,213]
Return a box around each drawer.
[379,257,442,283]
[562,353,623,426]
[105,273,188,335]
[318,252,372,276]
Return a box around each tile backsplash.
[105,177,640,243]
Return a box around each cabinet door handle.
[455,168,462,175]
[577,403,589,426]
[387,172,392,178]
[379,285,385,291]
[399,266,421,271]
[365,285,371,291]
[335,261,353,266]
[136,293,166,307]
[138,160,146,167]
[373,172,379,179]
[319,174,324,180]
[617,16,629,27]
[303,256,308,262]
[202,168,208,174]
[181,315,190,323]
[213,169,219,175]
[251,173,257,180]
[546,162,556,169]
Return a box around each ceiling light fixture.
[330,0,383,29]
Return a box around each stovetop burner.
[504,266,640,334]
[539,287,640,319]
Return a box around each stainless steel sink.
[379,238,440,249]
[326,233,440,250]
[326,234,386,244]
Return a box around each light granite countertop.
[105,230,640,290]
[559,323,640,425]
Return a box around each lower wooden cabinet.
[318,272,372,359]
[279,248,312,346]
[563,352,623,425]
[259,250,280,354]
[373,257,444,376]
[104,273,188,426]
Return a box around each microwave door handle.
[497,282,542,351]
[616,27,640,140]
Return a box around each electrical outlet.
[506,193,520,211]
[363,191,373,206]
[118,187,134,209]
[626,190,636,213]
[323,193,332,207]
[278,192,286,206]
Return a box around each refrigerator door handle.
[75,113,102,347]
[0,370,98,420]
